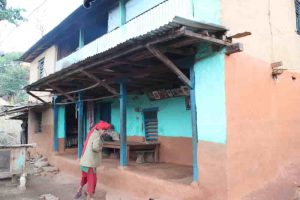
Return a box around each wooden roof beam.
[48,84,76,102]
[27,91,49,104]
[146,45,192,88]
[81,70,119,95]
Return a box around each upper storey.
[21,0,198,82]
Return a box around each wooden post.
[190,66,199,183]
[119,0,126,25]
[53,97,59,152]
[146,45,192,88]
[77,92,84,158]
[119,81,127,167]
[79,28,84,49]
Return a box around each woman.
[74,120,111,200]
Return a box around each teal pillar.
[79,28,84,49]
[119,81,127,166]
[190,66,198,182]
[77,92,84,158]
[53,97,59,152]
[119,0,126,25]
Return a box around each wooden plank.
[81,70,119,95]
[183,29,231,46]
[0,172,12,179]
[26,91,48,104]
[48,84,75,101]
[169,38,199,48]
[146,45,192,88]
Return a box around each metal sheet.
[56,0,193,70]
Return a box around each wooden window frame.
[37,58,45,79]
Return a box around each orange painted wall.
[225,53,300,199]
[197,141,227,200]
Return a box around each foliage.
[0,0,24,25]
[0,52,29,104]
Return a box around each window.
[35,112,42,133]
[296,0,300,33]
[143,108,158,141]
[37,58,45,79]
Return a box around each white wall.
[108,0,166,31]
[222,0,300,71]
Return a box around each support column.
[79,28,84,49]
[119,0,126,25]
[53,97,59,152]
[119,81,127,167]
[77,92,84,158]
[190,66,199,183]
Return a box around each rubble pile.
[29,155,59,177]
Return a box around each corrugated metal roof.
[0,103,48,116]
[25,16,228,91]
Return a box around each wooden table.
[103,141,160,163]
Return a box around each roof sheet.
[25,16,228,91]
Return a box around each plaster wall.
[28,108,54,158]
[225,53,300,199]
[221,0,300,71]
[29,45,57,103]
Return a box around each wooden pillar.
[119,0,126,25]
[79,28,84,49]
[190,66,199,182]
[77,92,84,158]
[53,97,59,152]
[119,81,127,166]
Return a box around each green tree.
[0,0,24,25]
[0,52,29,104]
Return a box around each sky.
[0,0,83,53]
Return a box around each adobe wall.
[225,53,300,199]
[28,108,54,159]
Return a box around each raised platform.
[49,154,202,199]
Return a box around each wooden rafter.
[48,84,75,101]
[81,70,119,95]
[146,45,192,88]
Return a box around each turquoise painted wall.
[194,51,226,144]
[192,0,226,144]
[57,106,66,139]
[110,95,192,138]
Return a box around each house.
[18,0,300,199]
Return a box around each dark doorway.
[95,102,111,124]
[65,104,78,148]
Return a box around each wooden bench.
[102,141,160,163]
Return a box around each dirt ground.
[0,174,107,200]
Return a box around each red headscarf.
[81,121,111,156]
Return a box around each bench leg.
[155,146,159,163]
